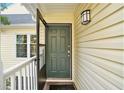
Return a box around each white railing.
[3,48,45,90]
[3,56,37,90]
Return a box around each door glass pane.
[39,21,45,44]
[30,44,36,57]
[31,35,36,43]
[39,20,45,70]
[30,35,36,57]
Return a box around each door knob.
[68,50,70,53]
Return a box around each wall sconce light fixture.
[81,10,91,25]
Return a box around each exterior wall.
[74,3,124,89]
[0,27,36,70]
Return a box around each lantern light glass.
[81,10,91,25]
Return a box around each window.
[16,34,36,58]
[16,35,27,57]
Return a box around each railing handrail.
[3,56,37,78]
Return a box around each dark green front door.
[46,24,71,78]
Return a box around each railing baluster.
[29,63,31,90]
[35,60,37,90]
[30,63,33,90]
[26,65,30,90]
[31,61,34,90]
[33,60,36,89]
[10,74,16,90]
[18,70,22,90]
[23,66,27,90]
[4,78,7,90]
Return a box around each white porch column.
[0,31,3,89]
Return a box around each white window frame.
[16,34,36,58]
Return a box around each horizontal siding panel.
[77,22,124,41]
[78,48,123,64]
[76,71,92,89]
[91,4,109,18]
[77,36,124,49]
[77,63,106,89]
[91,4,123,25]
[74,3,124,90]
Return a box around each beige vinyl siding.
[0,27,36,70]
[74,3,124,89]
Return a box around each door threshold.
[43,81,76,90]
[46,78,72,82]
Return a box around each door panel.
[47,25,71,78]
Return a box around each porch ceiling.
[23,3,79,17]
[39,4,78,15]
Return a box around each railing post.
[33,60,36,89]
[33,59,37,90]
[35,60,38,90]
[31,62,34,90]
